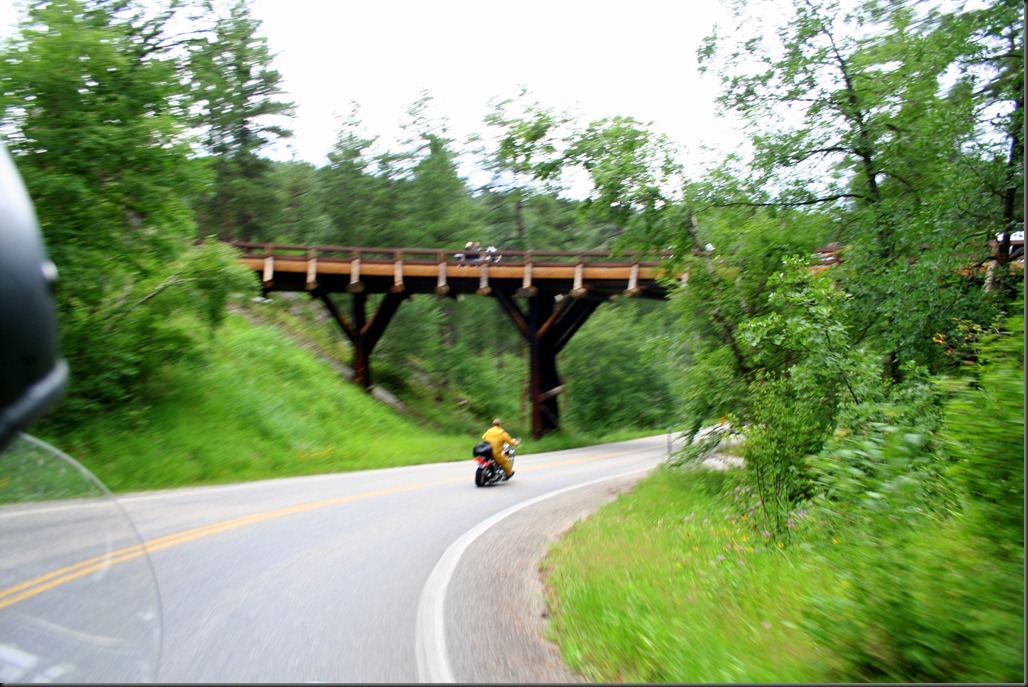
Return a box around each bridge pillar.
[495,290,605,439]
[313,288,408,390]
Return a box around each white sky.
[249,0,743,171]
[1,0,746,181]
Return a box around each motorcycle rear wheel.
[475,465,487,487]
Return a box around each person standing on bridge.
[482,418,518,480]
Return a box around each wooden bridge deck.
[233,242,679,299]
[231,241,683,439]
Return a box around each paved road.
[3,435,670,682]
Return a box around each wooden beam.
[263,255,274,288]
[306,251,318,291]
[435,260,449,295]
[477,262,491,296]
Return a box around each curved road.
[10,435,670,682]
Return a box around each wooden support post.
[518,260,536,297]
[571,258,585,298]
[262,255,274,288]
[494,288,601,439]
[306,250,318,291]
[312,289,408,392]
[348,257,364,293]
[393,253,405,292]
[435,258,449,295]
[477,262,491,295]
[527,294,561,438]
[623,263,640,297]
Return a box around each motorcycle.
[472,439,518,487]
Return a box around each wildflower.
[716,554,725,561]
[787,518,795,528]
[777,542,784,548]
[761,621,771,629]
[741,535,748,541]
[833,538,839,544]
[693,546,699,551]
[761,530,771,538]
[737,559,745,567]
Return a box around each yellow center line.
[0,448,644,609]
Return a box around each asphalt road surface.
[4,434,671,682]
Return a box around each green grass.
[541,465,840,683]
[40,314,477,491]
[37,312,640,492]
[541,462,1024,683]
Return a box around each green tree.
[562,302,677,432]
[315,104,389,246]
[697,0,1018,375]
[564,115,683,251]
[268,160,332,244]
[381,91,483,247]
[397,133,483,247]
[189,0,294,241]
[1,0,251,424]
[482,88,570,249]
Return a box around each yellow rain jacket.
[482,425,516,476]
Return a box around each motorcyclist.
[481,418,519,480]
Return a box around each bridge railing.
[231,241,671,267]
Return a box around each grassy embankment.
[39,310,626,492]
[541,464,1024,683]
[541,466,838,682]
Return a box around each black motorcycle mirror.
[0,143,162,681]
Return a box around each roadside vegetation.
[37,311,626,492]
[2,0,1022,682]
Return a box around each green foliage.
[672,346,751,436]
[742,372,836,537]
[391,134,484,246]
[738,258,885,536]
[802,425,1023,682]
[562,303,677,432]
[263,160,333,244]
[1,0,256,426]
[41,314,472,490]
[797,307,1022,683]
[44,241,254,426]
[564,116,682,246]
[805,511,1022,682]
[542,466,836,683]
[941,306,1024,559]
[315,107,393,246]
[483,88,569,190]
[1,0,200,256]
[188,0,295,240]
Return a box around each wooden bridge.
[233,242,681,439]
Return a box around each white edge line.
[414,465,655,683]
